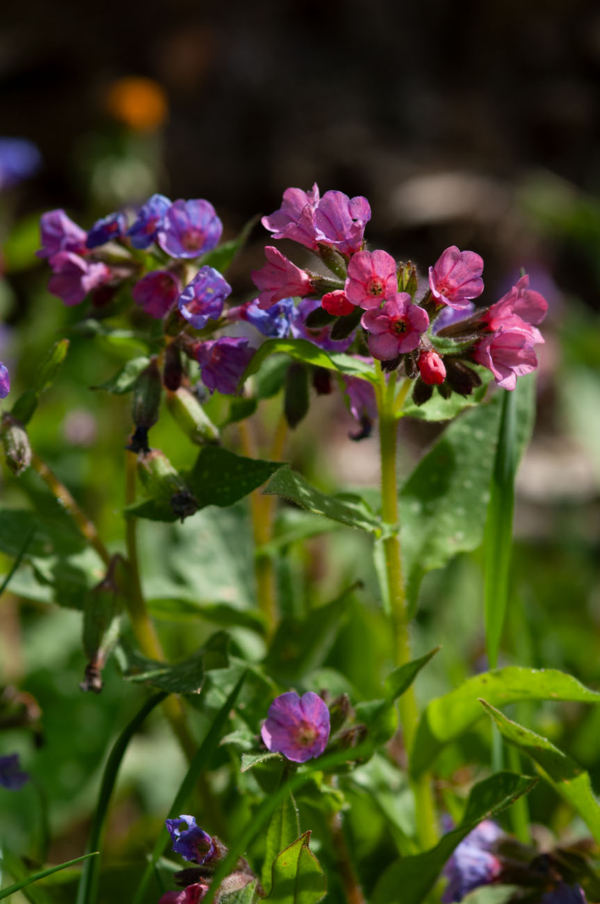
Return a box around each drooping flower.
[47,252,111,306]
[158,199,222,259]
[178,267,231,329]
[86,212,127,249]
[473,326,538,391]
[361,294,429,360]
[290,299,353,351]
[314,191,371,256]
[165,815,216,864]
[343,373,377,440]
[541,885,588,904]
[133,271,180,319]
[484,274,547,344]
[195,337,255,395]
[345,250,398,310]
[38,210,88,259]
[262,185,321,250]
[0,754,29,790]
[429,246,484,309]
[442,820,503,903]
[418,350,446,385]
[0,138,41,189]
[321,290,355,317]
[158,883,209,904]
[127,193,172,249]
[251,246,312,310]
[261,691,330,763]
[0,363,9,399]
[241,298,296,338]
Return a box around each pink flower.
[262,184,320,250]
[484,274,547,344]
[429,246,484,309]
[473,326,538,390]
[345,250,398,310]
[314,191,371,255]
[251,246,312,310]
[361,294,429,360]
[321,290,355,317]
[47,252,110,306]
[133,271,180,319]
[419,350,446,385]
[261,691,330,763]
[158,883,208,904]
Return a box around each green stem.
[375,365,438,850]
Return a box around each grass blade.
[75,692,167,904]
[0,853,98,900]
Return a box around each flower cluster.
[0,753,29,790]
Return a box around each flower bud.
[137,449,199,522]
[166,387,219,445]
[329,693,353,733]
[321,290,354,317]
[418,350,446,385]
[445,359,483,397]
[81,556,125,693]
[164,343,183,392]
[129,357,162,451]
[303,305,336,329]
[0,414,32,476]
[317,242,348,280]
[312,367,333,396]
[412,378,434,407]
[398,261,418,298]
[284,362,310,429]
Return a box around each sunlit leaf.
[265,832,326,904]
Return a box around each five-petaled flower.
[158,199,222,259]
[195,337,255,395]
[361,293,429,360]
[178,266,232,329]
[165,815,216,865]
[314,191,371,256]
[133,271,180,319]
[345,250,398,310]
[0,754,29,791]
[251,246,312,310]
[261,691,330,763]
[429,246,484,310]
[262,184,321,250]
[127,193,172,249]
[442,820,503,903]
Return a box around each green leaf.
[75,693,166,904]
[263,468,382,534]
[221,882,259,904]
[385,647,441,699]
[1,854,99,901]
[146,594,266,633]
[91,356,151,394]
[402,371,491,421]
[116,632,229,694]
[399,387,533,612]
[2,213,43,273]
[11,389,38,425]
[372,772,537,904]
[199,216,258,273]
[241,339,377,388]
[0,526,35,598]
[241,751,283,773]
[411,666,600,778]
[187,447,284,510]
[262,794,300,893]
[36,339,69,394]
[0,509,86,559]
[266,833,326,904]
[481,703,600,843]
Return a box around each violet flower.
[165,815,216,864]
[343,374,377,440]
[127,193,172,249]
[251,246,312,310]
[541,885,588,904]
[262,184,321,250]
[442,820,503,903]
[0,363,10,399]
[47,252,110,306]
[158,199,222,259]
[345,249,398,309]
[195,337,255,395]
[261,691,330,763]
[133,271,180,319]
[361,294,429,360]
[314,191,371,255]
[178,267,231,329]
[38,209,87,259]
[86,212,127,249]
[241,298,296,338]
[429,246,484,309]
[0,754,29,790]
[0,138,41,189]
[473,326,538,390]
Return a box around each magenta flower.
[429,246,484,309]
[133,271,180,319]
[321,290,355,317]
[473,326,538,390]
[262,184,321,250]
[158,199,222,259]
[195,337,255,395]
[38,209,87,259]
[178,266,231,329]
[165,815,216,864]
[442,820,503,903]
[127,193,172,249]
[418,349,446,385]
[0,363,9,399]
[484,274,547,344]
[345,250,398,310]
[314,191,371,255]
[0,754,29,790]
[361,294,429,360]
[47,252,110,306]
[251,246,312,310]
[261,691,330,763]
[86,212,127,249]
[158,883,209,904]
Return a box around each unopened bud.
[81,556,125,693]
[138,449,198,522]
[164,343,183,392]
[445,359,482,397]
[284,362,309,429]
[131,357,161,435]
[398,262,418,298]
[317,243,348,280]
[313,367,333,396]
[1,414,32,476]
[412,378,434,407]
[330,305,362,341]
[321,290,354,317]
[329,694,353,733]
[166,386,219,445]
[304,306,336,329]
[418,350,446,386]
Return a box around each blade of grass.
[75,692,167,904]
[0,853,98,900]
[132,671,248,904]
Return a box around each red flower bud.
[321,290,355,317]
[418,350,446,385]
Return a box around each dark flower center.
[391,318,408,335]
[181,228,204,251]
[367,277,384,296]
[297,722,318,746]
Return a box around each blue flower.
[442,821,503,903]
[0,138,41,189]
[0,363,10,399]
[0,754,29,790]
[165,815,216,864]
[127,194,172,249]
[178,266,231,329]
[158,199,222,259]
[541,885,588,904]
[86,212,127,249]
[244,298,295,338]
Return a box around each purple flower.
[158,199,222,259]
[0,363,9,399]
[290,299,354,351]
[0,138,41,189]
[0,754,29,790]
[38,209,87,259]
[541,885,588,904]
[165,815,216,864]
[345,249,398,310]
[262,184,321,250]
[195,337,255,395]
[361,294,429,360]
[442,820,503,903]
[343,373,377,440]
[178,266,231,329]
[473,325,538,390]
[433,302,475,334]
[314,191,371,256]
[133,271,180,319]
[86,212,127,249]
[251,246,312,310]
[127,193,172,249]
[429,246,484,309]
[261,691,330,763]
[159,884,209,904]
[242,298,296,338]
[47,252,110,306]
